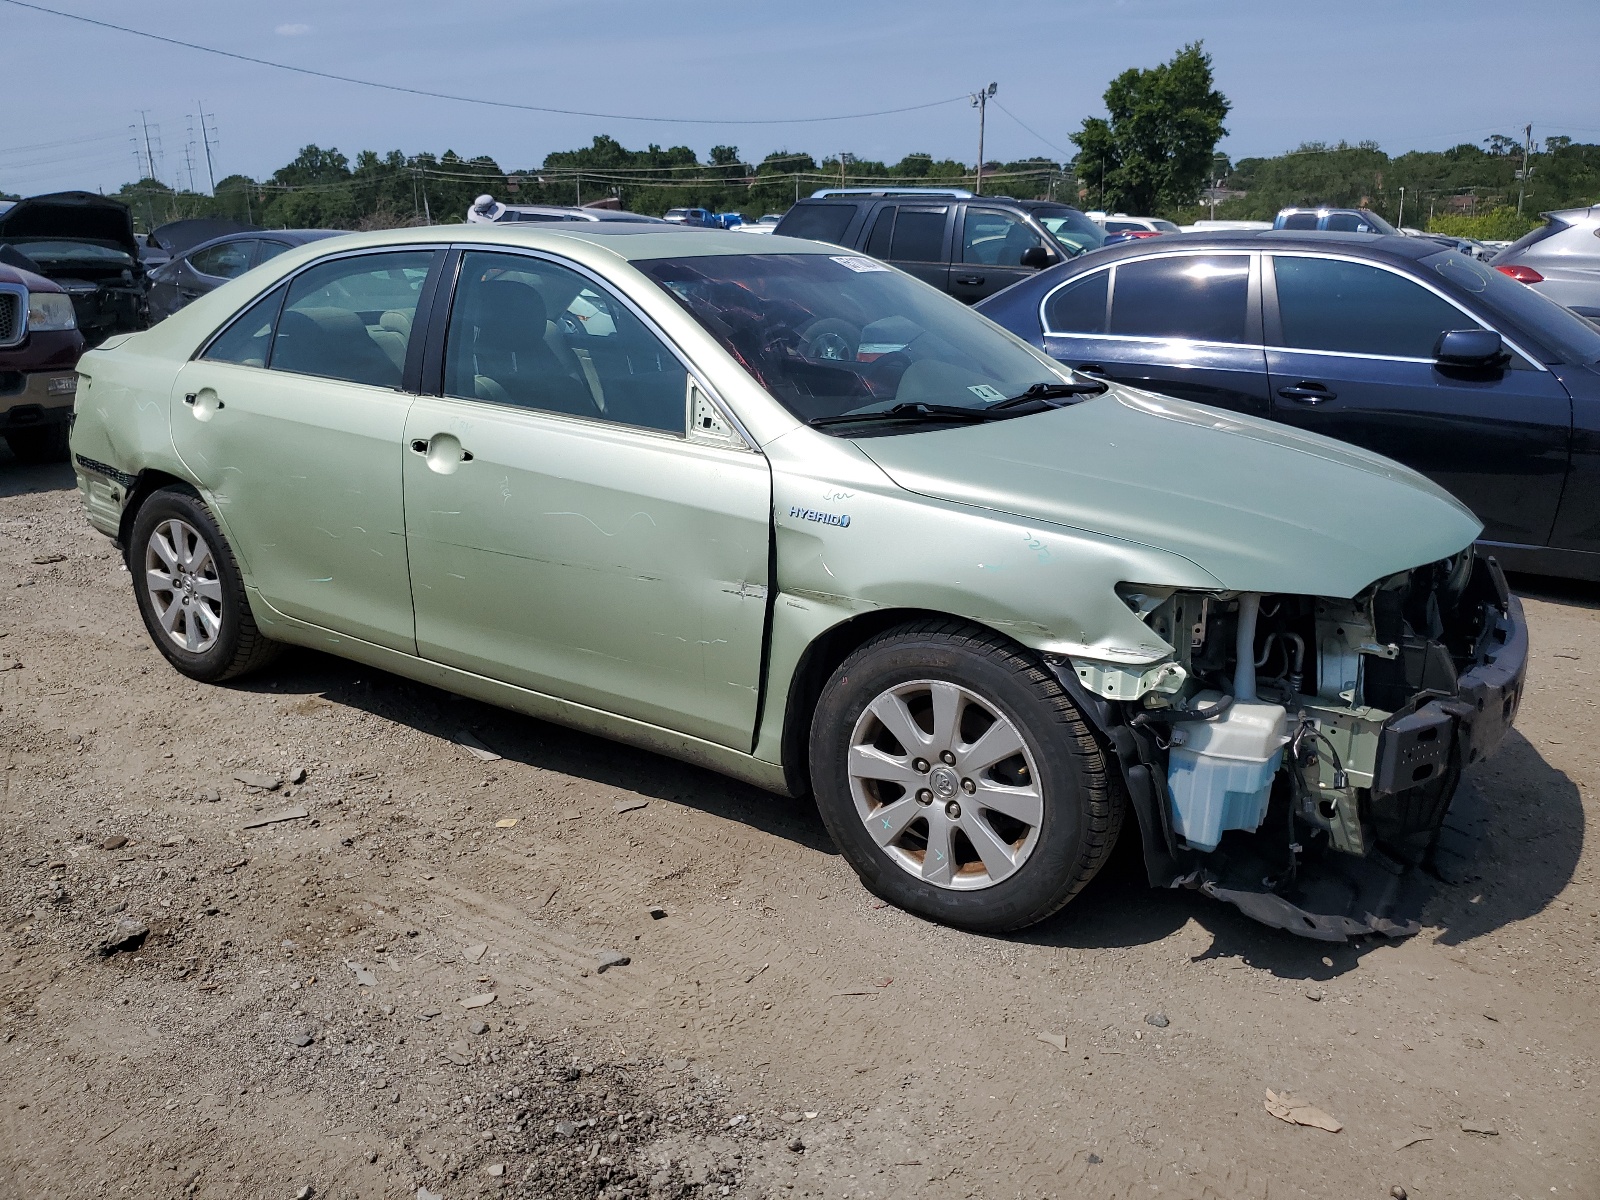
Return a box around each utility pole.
[1398,186,1406,228]
[970,82,996,194]
[1517,123,1533,215]
[136,110,158,181]
[196,102,219,195]
[575,171,581,206]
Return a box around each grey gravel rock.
[595,950,630,973]
[291,1032,314,1048]
[1144,1012,1170,1029]
[467,1019,489,1036]
[234,771,282,791]
[95,917,149,957]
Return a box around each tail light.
[1495,264,1544,283]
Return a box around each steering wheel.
[799,318,861,364]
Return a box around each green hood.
[855,387,1482,598]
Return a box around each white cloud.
[275,23,311,35]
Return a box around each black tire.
[810,619,1122,933]
[127,486,281,683]
[5,423,71,464]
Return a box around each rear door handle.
[1278,383,1337,405]
[412,433,473,471]
[954,274,984,286]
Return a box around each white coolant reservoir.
[1166,691,1289,853]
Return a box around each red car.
[0,259,85,462]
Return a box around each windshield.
[1030,206,1106,255]
[1426,250,1600,364]
[636,252,1071,430]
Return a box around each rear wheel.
[5,423,70,464]
[810,620,1122,933]
[128,487,281,682]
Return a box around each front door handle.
[954,274,984,286]
[184,391,223,417]
[1278,383,1337,405]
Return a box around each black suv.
[773,193,1105,303]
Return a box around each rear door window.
[201,284,287,368]
[190,239,257,280]
[1271,255,1482,358]
[889,207,949,263]
[1042,270,1109,334]
[269,250,435,388]
[776,203,859,246]
[1109,254,1251,343]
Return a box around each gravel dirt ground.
[0,451,1595,1200]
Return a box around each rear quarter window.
[775,204,860,247]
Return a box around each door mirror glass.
[1019,246,1056,270]
[1435,328,1507,366]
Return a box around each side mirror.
[1435,328,1508,367]
[1020,246,1057,270]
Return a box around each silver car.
[1491,205,1600,320]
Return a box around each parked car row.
[772,190,1106,302]
[975,228,1600,580]
[68,220,1526,939]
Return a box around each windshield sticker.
[830,255,890,273]
[968,384,1006,402]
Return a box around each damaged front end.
[0,192,149,348]
[1053,549,1527,941]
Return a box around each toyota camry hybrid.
[68,225,1527,938]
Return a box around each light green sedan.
[70,225,1527,938]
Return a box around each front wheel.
[128,487,281,682]
[810,620,1122,933]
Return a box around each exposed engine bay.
[1054,549,1527,941]
[0,192,149,347]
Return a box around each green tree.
[1070,41,1230,215]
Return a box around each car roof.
[263,222,838,264]
[183,228,339,257]
[1075,228,1437,263]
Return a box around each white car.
[466,195,662,225]
[732,215,784,235]
[1085,212,1182,236]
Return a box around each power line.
[1,0,968,127]
[991,100,1073,162]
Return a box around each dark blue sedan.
[977,230,1600,581]
[147,229,342,322]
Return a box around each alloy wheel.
[846,679,1044,890]
[144,517,224,654]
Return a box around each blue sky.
[4,0,1599,195]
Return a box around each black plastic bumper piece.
[1371,590,1528,800]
